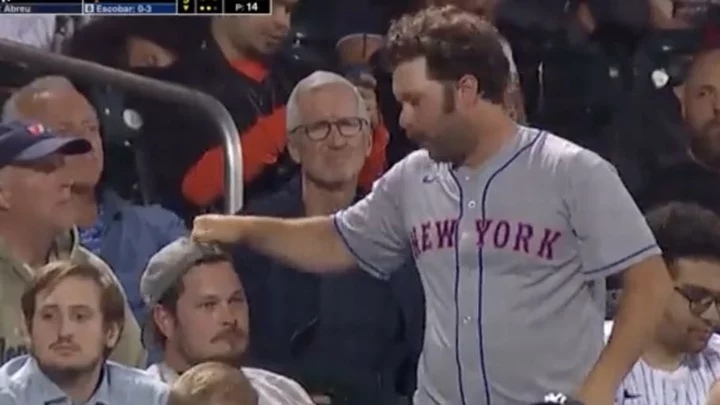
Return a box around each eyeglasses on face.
[675,285,720,316]
[290,117,369,141]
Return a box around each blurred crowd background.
[0,0,719,404]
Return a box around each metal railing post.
[0,39,243,213]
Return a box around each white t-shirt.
[0,16,56,50]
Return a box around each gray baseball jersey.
[332,126,661,405]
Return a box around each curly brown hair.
[386,5,510,104]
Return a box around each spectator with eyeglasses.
[605,202,720,405]
[232,71,424,405]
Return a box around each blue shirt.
[0,355,169,405]
[79,202,105,256]
[81,189,187,321]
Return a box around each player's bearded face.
[395,58,476,164]
[418,85,476,164]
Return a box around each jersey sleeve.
[332,158,411,280]
[566,150,661,279]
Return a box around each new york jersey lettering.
[411,217,563,260]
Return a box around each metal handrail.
[0,39,243,214]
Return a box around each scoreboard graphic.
[0,0,268,14]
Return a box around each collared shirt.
[0,355,168,405]
[146,362,313,405]
[84,189,187,321]
[79,201,106,256]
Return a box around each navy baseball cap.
[0,121,92,168]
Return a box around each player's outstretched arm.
[579,256,672,405]
[193,214,357,273]
[564,151,673,405]
[708,380,720,405]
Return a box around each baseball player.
[709,380,720,405]
[192,6,673,405]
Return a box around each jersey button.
[462,316,472,324]
[468,201,476,208]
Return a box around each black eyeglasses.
[290,117,369,141]
[675,286,720,316]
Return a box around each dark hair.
[21,260,126,356]
[65,17,209,68]
[152,253,233,347]
[385,5,510,104]
[645,202,720,276]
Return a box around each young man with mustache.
[0,261,168,405]
[140,237,313,405]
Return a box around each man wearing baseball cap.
[0,120,145,368]
[141,237,313,405]
[0,121,91,164]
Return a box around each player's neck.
[464,110,518,169]
[302,176,357,217]
[642,339,686,371]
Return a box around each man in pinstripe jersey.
[608,202,720,405]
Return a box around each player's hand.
[707,379,720,405]
[533,393,585,405]
[192,214,245,244]
[576,385,614,405]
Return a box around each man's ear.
[0,193,10,211]
[153,305,175,342]
[675,84,687,119]
[364,129,373,158]
[287,137,302,164]
[0,173,12,211]
[456,74,480,107]
[105,321,121,350]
